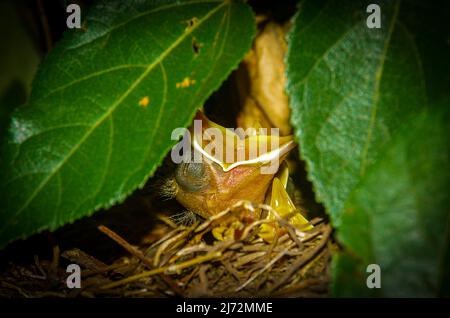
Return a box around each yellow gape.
[258,163,313,242]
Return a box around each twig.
[236,246,290,292]
[269,225,332,292]
[97,225,152,268]
[101,251,221,290]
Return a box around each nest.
[0,201,332,298]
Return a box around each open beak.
[192,112,295,172]
[174,112,297,219]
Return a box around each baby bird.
[164,112,311,240]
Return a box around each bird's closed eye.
[175,162,210,192]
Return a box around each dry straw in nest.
[0,201,333,298]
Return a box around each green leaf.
[286,0,449,224]
[333,109,450,297]
[0,0,255,249]
[287,0,449,296]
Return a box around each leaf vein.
[38,64,148,101]
[359,0,400,175]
